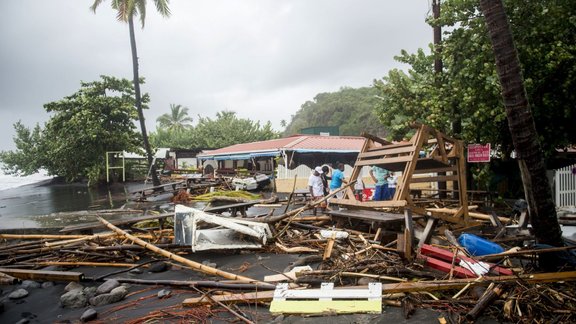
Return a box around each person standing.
[308,166,326,215]
[385,172,398,200]
[329,163,347,199]
[369,165,389,201]
[321,165,331,196]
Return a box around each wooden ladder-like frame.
[332,123,470,224]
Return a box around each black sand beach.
[1,251,445,324]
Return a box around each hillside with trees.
[283,87,387,137]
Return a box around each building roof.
[198,135,366,160]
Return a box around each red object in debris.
[418,255,477,278]
[419,244,513,276]
[362,188,374,201]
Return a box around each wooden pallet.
[269,282,382,315]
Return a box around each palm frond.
[136,0,147,28]
[154,0,171,18]
[89,0,105,13]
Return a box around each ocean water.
[0,171,140,230]
[0,170,53,191]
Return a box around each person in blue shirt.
[329,163,347,198]
[369,165,389,201]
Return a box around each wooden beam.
[354,155,413,167]
[361,132,392,146]
[409,175,460,183]
[358,145,416,158]
[0,268,84,282]
[418,218,438,248]
[331,198,408,208]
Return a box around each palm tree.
[90,0,170,187]
[157,104,194,132]
[479,0,562,246]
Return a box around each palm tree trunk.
[128,16,161,187]
[479,0,562,246]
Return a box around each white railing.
[555,164,576,207]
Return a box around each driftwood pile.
[1,183,576,323]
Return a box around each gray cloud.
[0,0,432,151]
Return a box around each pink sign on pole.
[467,144,491,163]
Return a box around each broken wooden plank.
[419,244,513,276]
[418,255,477,278]
[0,268,84,282]
[418,218,438,248]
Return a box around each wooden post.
[418,218,438,248]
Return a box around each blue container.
[458,233,504,256]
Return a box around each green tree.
[284,87,387,137]
[192,111,279,148]
[374,0,575,157]
[150,127,196,149]
[90,0,171,187]
[156,104,193,132]
[0,122,46,176]
[0,76,143,184]
[479,0,562,246]
[150,110,279,149]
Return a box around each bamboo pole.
[0,234,89,240]
[26,261,149,268]
[108,277,275,290]
[97,216,264,284]
[43,232,118,247]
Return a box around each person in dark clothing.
[321,165,331,196]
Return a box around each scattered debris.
[1,127,576,323]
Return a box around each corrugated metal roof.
[198,135,365,158]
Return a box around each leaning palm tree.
[479,0,562,246]
[91,0,170,187]
[157,104,194,132]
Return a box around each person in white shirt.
[308,166,326,215]
[385,172,398,200]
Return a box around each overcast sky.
[0,0,433,152]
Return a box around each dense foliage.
[283,87,387,137]
[0,76,143,184]
[151,110,279,149]
[374,0,576,158]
